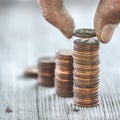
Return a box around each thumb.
[94,0,120,43]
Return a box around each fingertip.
[61,23,75,39]
[94,0,119,44]
[64,32,73,39]
[94,15,118,43]
[100,24,118,43]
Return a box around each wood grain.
[0,1,120,120]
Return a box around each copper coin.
[38,77,54,87]
[55,72,73,80]
[73,69,99,76]
[38,72,54,77]
[74,98,99,107]
[55,77,73,82]
[73,64,99,70]
[38,57,55,64]
[55,69,73,75]
[73,86,99,94]
[74,102,99,107]
[55,66,73,71]
[74,81,99,88]
[74,46,99,51]
[55,90,73,97]
[55,87,73,93]
[56,59,73,65]
[74,92,99,99]
[73,76,99,82]
[74,38,99,45]
[56,50,73,57]
[73,28,96,38]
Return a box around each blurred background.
[0,0,120,71]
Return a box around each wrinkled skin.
[39,0,120,43]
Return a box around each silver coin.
[73,28,96,38]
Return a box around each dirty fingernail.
[101,24,117,43]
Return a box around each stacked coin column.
[73,39,100,107]
[37,57,55,87]
[55,50,73,97]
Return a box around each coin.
[55,88,73,97]
[38,76,54,87]
[56,49,73,57]
[73,29,96,38]
[37,57,55,87]
[74,97,99,107]
[38,57,55,68]
[55,50,73,97]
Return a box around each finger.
[39,0,75,39]
[94,0,120,43]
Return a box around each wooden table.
[0,1,120,120]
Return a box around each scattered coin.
[72,108,79,112]
[55,50,73,97]
[73,38,100,107]
[5,106,13,113]
[73,28,96,38]
[37,57,55,87]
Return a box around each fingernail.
[101,24,117,43]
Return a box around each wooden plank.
[0,43,38,120]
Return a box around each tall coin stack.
[73,29,100,107]
[37,57,55,87]
[55,50,73,97]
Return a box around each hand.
[94,0,120,43]
[39,0,120,43]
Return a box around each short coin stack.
[37,57,55,87]
[24,66,38,78]
[73,29,100,107]
[55,50,73,97]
